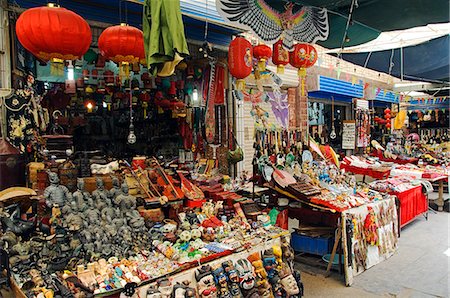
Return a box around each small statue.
[92,178,110,210]
[115,182,137,212]
[64,202,84,231]
[72,178,90,211]
[195,265,217,298]
[83,203,101,226]
[109,176,123,203]
[101,199,115,223]
[44,171,72,208]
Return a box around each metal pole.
[400,47,404,81]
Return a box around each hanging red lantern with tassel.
[272,39,289,74]
[253,44,272,71]
[289,43,318,96]
[228,36,253,90]
[98,23,145,78]
[15,3,91,75]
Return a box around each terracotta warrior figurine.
[109,176,122,203]
[115,182,137,212]
[44,171,72,208]
[64,201,84,231]
[72,178,90,212]
[92,178,110,210]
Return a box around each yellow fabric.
[394,110,407,129]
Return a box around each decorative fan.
[216,0,329,50]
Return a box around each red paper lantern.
[253,44,272,71]
[98,24,145,65]
[15,4,91,62]
[272,40,289,74]
[228,37,253,90]
[289,43,318,77]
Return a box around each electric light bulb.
[67,61,74,80]
[192,88,199,104]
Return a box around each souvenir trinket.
[195,265,217,298]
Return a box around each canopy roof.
[340,35,450,87]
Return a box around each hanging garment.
[143,0,190,76]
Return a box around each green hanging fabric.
[143,0,190,76]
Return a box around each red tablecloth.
[391,186,427,226]
[340,164,391,179]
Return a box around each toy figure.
[213,267,232,298]
[263,249,278,280]
[280,236,294,269]
[195,265,217,298]
[222,261,243,298]
[64,201,84,231]
[44,171,72,208]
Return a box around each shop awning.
[339,35,450,84]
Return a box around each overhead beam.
[393,83,450,93]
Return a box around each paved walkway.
[297,211,449,297]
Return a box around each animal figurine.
[195,265,217,298]
[248,253,272,298]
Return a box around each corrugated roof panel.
[318,76,364,98]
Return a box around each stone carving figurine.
[109,176,122,203]
[64,201,84,231]
[115,182,137,212]
[92,178,110,210]
[72,178,90,212]
[44,171,72,208]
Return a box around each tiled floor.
[296,203,449,297]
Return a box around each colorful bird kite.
[216,0,329,50]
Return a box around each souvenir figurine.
[44,171,72,208]
[63,201,84,231]
[278,265,299,297]
[110,176,123,203]
[115,182,137,212]
[92,178,111,210]
[263,249,278,280]
[222,261,243,298]
[213,267,232,298]
[195,265,217,298]
[72,178,90,210]
[280,237,294,268]
[183,281,197,298]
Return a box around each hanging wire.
[388,49,395,75]
[119,0,122,24]
[363,52,372,68]
[337,0,357,60]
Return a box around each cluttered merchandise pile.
[0,156,303,298]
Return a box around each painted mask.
[234,259,255,291]
[196,265,217,298]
